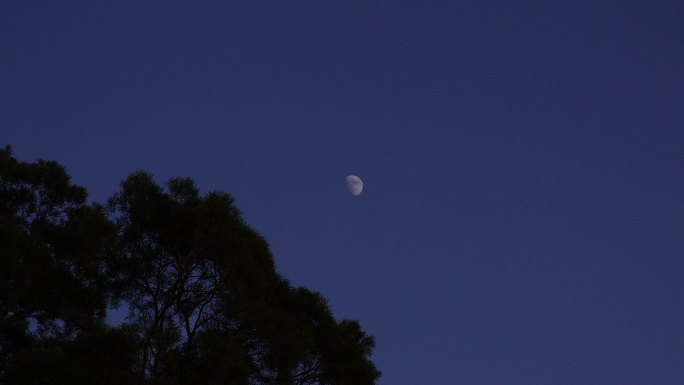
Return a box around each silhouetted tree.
[0,146,380,385]
[0,146,130,384]
[109,172,380,385]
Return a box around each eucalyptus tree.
[0,146,130,384]
[0,146,380,384]
[109,172,380,385]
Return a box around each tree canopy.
[0,146,380,385]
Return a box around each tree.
[109,172,380,385]
[0,146,380,384]
[0,146,130,384]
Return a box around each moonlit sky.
[2,1,683,384]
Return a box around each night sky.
[2,1,683,384]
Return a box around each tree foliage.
[0,146,380,385]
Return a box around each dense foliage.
[0,146,380,385]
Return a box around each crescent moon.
[346,175,363,195]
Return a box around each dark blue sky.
[2,1,683,384]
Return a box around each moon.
[346,175,363,196]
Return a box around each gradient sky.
[2,1,683,384]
